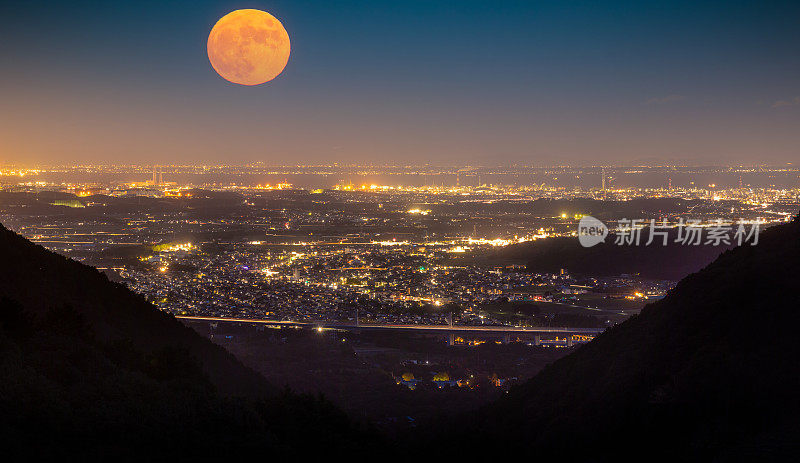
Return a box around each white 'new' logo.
[578,215,608,247]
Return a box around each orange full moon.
[207,9,290,86]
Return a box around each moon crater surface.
[207,9,290,86]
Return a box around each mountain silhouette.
[0,223,269,397]
[0,223,375,458]
[419,213,800,460]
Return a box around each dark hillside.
[0,223,267,397]
[420,213,800,460]
[0,223,378,458]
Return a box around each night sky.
[1,0,799,165]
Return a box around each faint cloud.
[645,94,685,105]
[772,97,800,108]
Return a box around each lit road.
[175,315,605,335]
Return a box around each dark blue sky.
[1,0,799,165]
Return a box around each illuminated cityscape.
[2,164,796,335]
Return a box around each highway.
[176,315,606,336]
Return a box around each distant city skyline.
[2,0,799,165]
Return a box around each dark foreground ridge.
[0,224,377,459]
[0,223,269,397]
[416,213,800,460]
